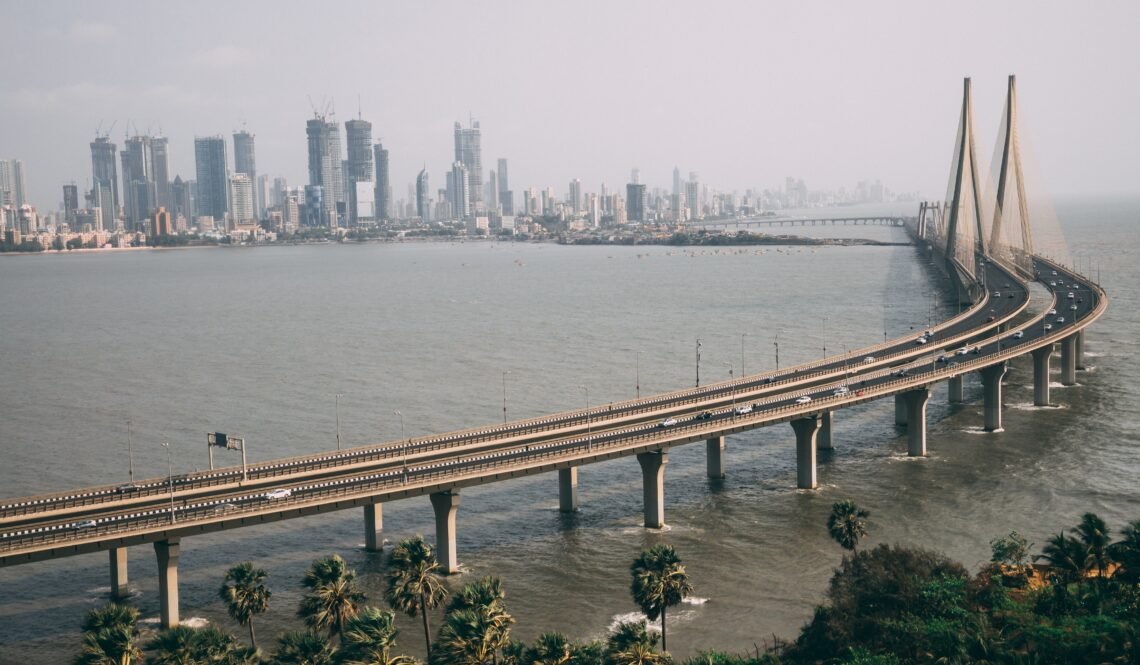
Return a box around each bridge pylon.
[940,77,987,303]
[986,74,1035,275]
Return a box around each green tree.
[299,555,366,642]
[74,603,142,665]
[629,544,693,652]
[523,633,571,665]
[827,500,870,554]
[442,576,514,663]
[1108,518,1140,583]
[604,621,661,665]
[431,608,499,665]
[219,562,272,650]
[1074,512,1111,580]
[384,536,448,656]
[339,606,417,665]
[145,625,204,665]
[1036,531,1086,585]
[271,631,337,665]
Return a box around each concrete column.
[636,451,668,528]
[791,417,821,490]
[430,491,461,574]
[109,547,129,600]
[558,467,578,512]
[894,394,908,425]
[364,502,383,552]
[981,362,1008,432]
[154,538,181,629]
[1060,335,1077,386]
[1076,330,1086,370]
[948,375,963,403]
[818,411,833,451]
[706,437,726,478]
[903,388,931,457]
[1031,346,1052,407]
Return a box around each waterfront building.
[344,119,373,225]
[454,120,482,210]
[416,167,430,221]
[625,183,646,222]
[569,178,582,215]
[306,114,343,222]
[149,207,173,237]
[152,137,172,210]
[450,161,470,219]
[194,136,230,222]
[62,184,78,224]
[233,131,257,217]
[686,173,702,221]
[121,136,157,228]
[230,173,253,224]
[373,142,389,222]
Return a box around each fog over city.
[3,0,1138,209]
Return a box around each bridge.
[692,215,910,229]
[0,76,1108,630]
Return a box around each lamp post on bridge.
[695,338,702,388]
[161,441,175,524]
[394,410,407,481]
[724,362,736,419]
[579,385,591,451]
[502,371,511,424]
[635,352,641,400]
[773,333,780,372]
[126,420,135,486]
[822,316,830,357]
[335,393,343,451]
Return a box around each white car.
[265,488,292,500]
[733,405,753,415]
[863,356,875,364]
[1048,308,1057,315]
[992,291,1001,298]
[915,337,928,345]
[659,417,678,427]
[1011,331,1024,339]
[1067,292,1075,299]
[955,347,969,356]
[1070,304,1078,310]
[1049,281,1057,287]
[73,519,98,529]
[1056,316,1065,323]
[1044,323,1053,331]
[833,386,850,396]
[795,395,812,405]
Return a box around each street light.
[502,371,511,424]
[695,338,702,388]
[394,410,407,480]
[126,420,135,486]
[161,441,175,524]
[635,351,641,400]
[773,334,780,371]
[822,316,830,357]
[335,393,343,450]
[724,362,736,418]
[579,384,591,451]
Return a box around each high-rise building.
[306,114,343,223]
[11,160,27,208]
[90,136,119,227]
[233,131,257,218]
[686,173,701,221]
[416,167,430,221]
[256,174,269,218]
[152,137,172,209]
[230,174,254,224]
[373,142,390,222]
[0,160,12,206]
[62,184,79,224]
[672,166,681,198]
[194,136,230,221]
[625,183,646,222]
[569,178,582,215]
[454,120,482,210]
[488,170,499,212]
[450,161,470,219]
[171,175,193,222]
[149,207,173,237]
[343,119,373,224]
[121,136,158,227]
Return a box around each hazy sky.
[3,1,1138,210]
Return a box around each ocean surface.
[0,200,1137,663]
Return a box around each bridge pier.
[948,375,963,403]
[1060,335,1077,386]
[636,451,668,528]
[363,502,383,552]
[818,412,833,451]
[1032,346,1052,406]
[558,467,579,512]
[981,362,1007,432]
[1076,330,1086,370]
[791,417,821,490]
[154,538,180,629]
[430,491,461,574]
[109,547,129,600]
[706,437,725,478]
[902,388,931,456]
[894,394,908,425]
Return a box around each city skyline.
[2,2,1139,211]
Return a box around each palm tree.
[384,536,448,656]
[431,608,499,665]
[1109,519,1140,583]
[299,555,367,642]
[339,606,418,665]
[827,500,870,554]
[629,544,693,652]
[270,631,337,665]
[1074,512,1111,580]
[74,603,141,665]
[1036,531,1086,585]
[219,562,272,650]
[145,625,202,665]
[605,621,660,665]
[523,633,572,665]
[443,576,514,664]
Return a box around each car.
[1009,293,1015,298]
[1004,283,1011,288]
[694,411,713,421]
[1050,281,1057,286]
[992,291,1001,297]
[855,390,865,396]
[762,376,774,385]
[265,488,292,500]
[1048,308,1057,315]
[734,405,753,415]
[1070,304,1078,310]
[893,368,909,377]
[1044,323,1053,331]
[924,330,934,338]
[212,502,238,514]
[1067,292,1075,299]
[1056,316,1065,323]
[115,483,138,493]
[1011,331,1024,339]
[936,355,948,363]
[73,519,98,529]
[794,396,812,405]
[948,361,960,368]
[915,336,928,345]
[1052,270,1058,275]
[863,356,875,363]
[972,346,982,354]
[1077,298,1083,304]
[986,315,996,322]
[955,347,969,356]
[833,386,850,396]
[659,418,678,427]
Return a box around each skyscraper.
[569,178,582,215]
[686,172,701,221]
[230,174,253,224]
[0,160,12,206]
[90,136,119,227]
[416,167,430,221]
[450,161,470,219]
[194,136,230,221]
[62,184,79,224]
[152,137,171,210]
[233,131,257,218]
[343,119,373,225]
[454,120,482,210]
[306,114,343,223]
[121,136,157,227]
[373,142,390,222]
[11,160,27,208]
[626,183,646,222]
[171,175,193,222]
